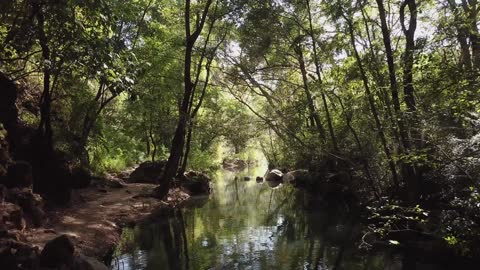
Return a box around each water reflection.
[111,166,450,270]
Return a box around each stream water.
[110,164,458,270]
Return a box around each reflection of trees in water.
[114,170,409,270]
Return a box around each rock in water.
[180,171,211,196]
[265,169,283,182]
[282,169,312,186]
[74,254,109,270]
[222,159,247,171]
[256,176,263,183]
[40,234,75,268]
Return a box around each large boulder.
[179,171,211,196]
[128,160,167,184]
[282,169,317,187]
[222,159,247,171]
[0,73,19,137]
[73,254,109,270]
[0,238,39,270]
[0,125,11,180]
[265,169,283,182]
[6,188,45,227]
[1,202,26,230]
[4,161,33,189]
[71,166,92,189]
[30,149,74,205]
[40,234,75,268]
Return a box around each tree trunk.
[400,0,421,202]
[400,0,417,113]
[35,2,53,152]
[344,14,400,188]
[306,0,338,151]
[333,94,379,198]
[180,122,194,173]
[448,0,473,72]
[159,0,213,199]
[179,23,223,175]
[295,44,327,143]
[376,0,411,151]
[462,0,480,70]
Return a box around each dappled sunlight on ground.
[23,181,188,259]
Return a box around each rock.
[265,169,283,182]
[73,254,109,270]
[0,239,39,270]
[0,73,19,137]
[31,151,73,205]
[128,160,167,184]
[222,159,247,171]
[266,180,282,188]
[71,167,92,189]
[6,188,45,227]
[179,171,211,196]
[256,176,263,183]
[0,219,7,238]
[105,179,125,189]
[243,176,251,181]
[282,169,313,186]
[4,161,33,189]
[0,184,7,202]
[1,203,25,230]
[0,125,11,179]
[40,234,75,268]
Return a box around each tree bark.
[343,14,400,188]
[34,2,53,152]
[376,0,411,151]
[159,0,213,199]
[294,44,327,143]
[306,0,338,151]
[400,0,418,113]
[400,0,421,202]
[448,0,473,72]
[462,0,480,70]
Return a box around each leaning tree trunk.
[295,45,327,144]
[158,0,213,199]
[376,0,410,151]
[344,14,400,188]
[179,6,222,174]
[306,0,338,151]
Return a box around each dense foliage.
[2,0,480,257]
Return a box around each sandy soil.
[21,178,190,262]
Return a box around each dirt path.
[22,179,189,262]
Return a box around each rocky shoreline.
[0,168,210,269]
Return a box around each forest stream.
[110,163,453,270]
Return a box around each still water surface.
[111,164,449,270]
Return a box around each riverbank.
[15,176,191,266]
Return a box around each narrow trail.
[23,174,189,260]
